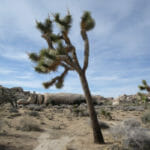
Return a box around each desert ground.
[0,100,150,150]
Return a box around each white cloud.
[16,72,34,80]
[0,68,16,75]
[0,44,28,61]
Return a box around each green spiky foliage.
[29,11,95,89]
[29,11,105,144]
[138,80,150,109]
[81,11,95,31]
[139,80,150,92]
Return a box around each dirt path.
[34,131,72,150]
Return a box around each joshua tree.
[29,11,104,144]
[138,80,150,109]
[139,80,150,92]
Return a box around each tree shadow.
[0,144,16,150]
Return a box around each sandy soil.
[0,103,148,150]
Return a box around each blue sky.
[0,0,150,97]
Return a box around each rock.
[17,99,29,105]
[0,85,31,107]
[27,93,37,104]
[115,94,139,105]
[37,94,44,105]
[112,99,120,106]
[43,93,51,105]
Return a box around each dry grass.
[17,117,42,132]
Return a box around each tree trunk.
[78,71,104,144]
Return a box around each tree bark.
[78,71,104,144]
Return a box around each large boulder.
[43,93,85,105]
[27,93,37,104]
[43,93,108,105]
[17,99,29,105]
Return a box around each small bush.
[100,109,112,120]
[141,111,150,124]
[110,119,150,150]
[27,104,43,111]
[17,117,42,132]
[71,105,89,117]
[110,119,141,139]
[9,108,18,113]
[122,129,150,150]
[28,111,39,117]
[123,118,141,128]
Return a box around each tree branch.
[81,29,89,72]
[57,55,77,70]
[60,62,74,70]
[42,33,53,49]
[43,67,69,89]
[62,31,81,71]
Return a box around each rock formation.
[0,85,109,106]
[0,85,30,107]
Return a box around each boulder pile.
[113,94,139,106]
[0,85,30,107]
[0,85,110,106]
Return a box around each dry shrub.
[70,105,89,117]
[100,108,112,120]
[110,118,150,150]
[17,117,42,132]
[141,111,150,124]
[27,111,39,117]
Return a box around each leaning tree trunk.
[78,71,104,144]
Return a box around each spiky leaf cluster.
[29,53,40,62]
[139,80,150,92]
[29,48,61,74]
[54,12,72,33]
[81,11,95,31]
[36,18,52,34]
